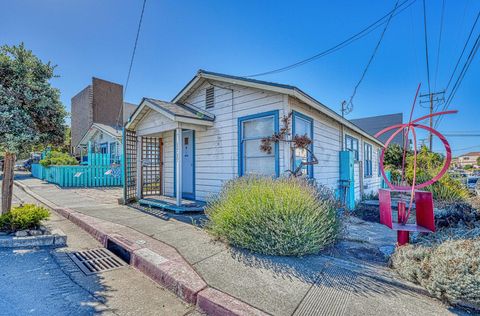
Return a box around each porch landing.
[139,195,206,213]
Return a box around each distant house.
[123,70,385,211]
[70,77,137,159]
[78,123,122,164]
[454,152,480,168]
[351,113,403,146]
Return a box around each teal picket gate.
[30,163,123,188]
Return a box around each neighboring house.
[351,113,403,146]
[454,152,480,168]
[78,123,122,164]
[123,70,384,211]
[71,77,137,157]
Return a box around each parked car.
[467,176,479,193]
[23,154,41,171]
[15,160,27,171]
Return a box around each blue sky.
[1,0,479,156]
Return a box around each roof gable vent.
[206,87,214,109]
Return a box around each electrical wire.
[433,0,445,90]
[444,11,480,92]
[434,10,480,129]
[116,0,147,129]
[422,0,431,96]
[436,30,480,128]
[245,0,417,78]
[346,0,399,108]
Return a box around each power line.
[116,0,147,128]
[422,0,431,96]
[436,29,480,128]
[346,0,399,108]
[433,0,445,90]
[445,11,480,92]
[435,10,480,129]
[245,0,417,78]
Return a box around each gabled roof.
[123,102,138,124]
[78,123,121,146]
[126,98,215,130]
[172,70,383,146]
[460,152,480,157]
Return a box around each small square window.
[184,137,189,145]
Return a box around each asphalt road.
[0,174,195,316]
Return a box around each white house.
[123,70,384,212]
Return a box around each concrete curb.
[14,180,269,315]
[0,229,67,248]
[196,288,270,316]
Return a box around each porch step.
[139,197,206,213]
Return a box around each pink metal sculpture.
[375,84,457,246]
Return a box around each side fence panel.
[30,164,122,188]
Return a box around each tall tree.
[0,43,66,213]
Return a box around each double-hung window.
[364,143,373,177]
[345,135,359,160]
[292,111,313,178]
[238,111,279,177]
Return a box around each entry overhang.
[126,98,214,134]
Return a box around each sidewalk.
[15,174,460,316]
[2,175,193,315]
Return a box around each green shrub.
[403,146,468,202]
[39,150,77,167]
[391,239,480,306]
[0,204,50,231]
[205,176,340,256]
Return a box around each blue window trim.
[174,129,196,200]
[364,142,373,178]
[238,110,279,177]
[292,111,314,178]
[345,134,359,160]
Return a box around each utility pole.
[419,90,445,151]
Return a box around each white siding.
[343,124,383,201]
[132,80,383,203]
[162,130,175,196]
[136,109,177,136]
[288,97,342,190]
[288,96,383,201]
[183,81,287,201]
[88,131,119,155]
[354,162,361,201]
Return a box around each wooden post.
[176,127,183,206]
[1,152,16,214]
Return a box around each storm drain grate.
[68,248,127,275]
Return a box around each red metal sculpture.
[375,84,457,246]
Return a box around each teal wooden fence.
[87,153,120,166]
[30,163,123,187]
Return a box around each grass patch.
[0,204,50,231]
[205,176,341,256]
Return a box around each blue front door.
[181,130,195,199]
